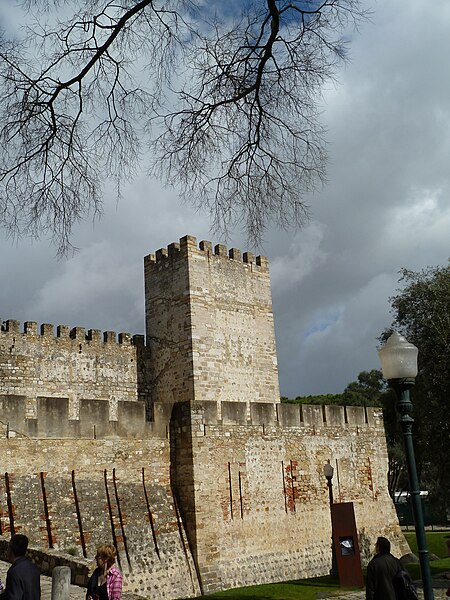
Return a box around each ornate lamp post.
[378,332,434,600]
[324,460,334,505]
[323,460,337,576]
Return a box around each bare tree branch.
[0,0,369,254]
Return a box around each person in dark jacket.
[4,534,41,600]
[366,536,399,600]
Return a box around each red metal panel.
[331,502,364,588]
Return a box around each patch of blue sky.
[195,0,321,24]
[304,309,343,340]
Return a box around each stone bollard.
[51,566,71,600]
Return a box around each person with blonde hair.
[86,544,122,600]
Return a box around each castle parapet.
[0,395,383,441]
[165,401,378,430]
[144,236,268,272]
[0,320,145,347]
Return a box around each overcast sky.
[0,0,449,397]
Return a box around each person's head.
[9,534,29,559]
[375,536,391,554]
[95,544,117,569]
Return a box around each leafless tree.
[0,0,368,254]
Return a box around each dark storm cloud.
[1,0,449,397]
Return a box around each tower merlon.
[199,240,212,252]
[57,325,70,338]
[168,242,180,257]
[118,332,131,345]
[86,329,102,342]
[41,323,54,336]
[6,319,20,333]
[70,327,85,340]
[103,330,116,343]
[24,321,37,335]
[214,244,227,257]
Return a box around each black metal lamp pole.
[324,461,337,577]
[389,378,434,600]
[326,474,334,506]
[379,333,434,600]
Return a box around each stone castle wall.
[0,433,200,599]
[0,400,407,599]
[0,320,152,428]
[0,234,407,598]
[171,401,408,594]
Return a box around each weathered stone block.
[276,403,302,427]
[222,402,247,424]
[346,406,367,426]
[250,402,277,425]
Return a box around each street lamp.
[378,332,434,600]
[323,460,337,577]
[324,460,334,505]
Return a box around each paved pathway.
[0,559,84,600]
[319,576,449,600]
[1,559,448,599]
[0,559,143,600]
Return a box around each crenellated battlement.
[0,318,151,422]
[144,234,269,272]
[0,395,383,441]
[158,400,384,432]
[0,319,145,346]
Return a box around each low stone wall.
[0,538,90,586]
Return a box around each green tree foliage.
[383,263,450,508]
[282,369,387,407]
[282,393,343,405]
[341,369,386,406]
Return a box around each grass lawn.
[176,532,450,600]
[403,530,450,580]
[177,575,349,600]
[404,531,450,559]
[405,557,450,581]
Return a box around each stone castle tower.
[144,235,279,407]
[0,235,407,598]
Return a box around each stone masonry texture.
[0,235,408,599]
